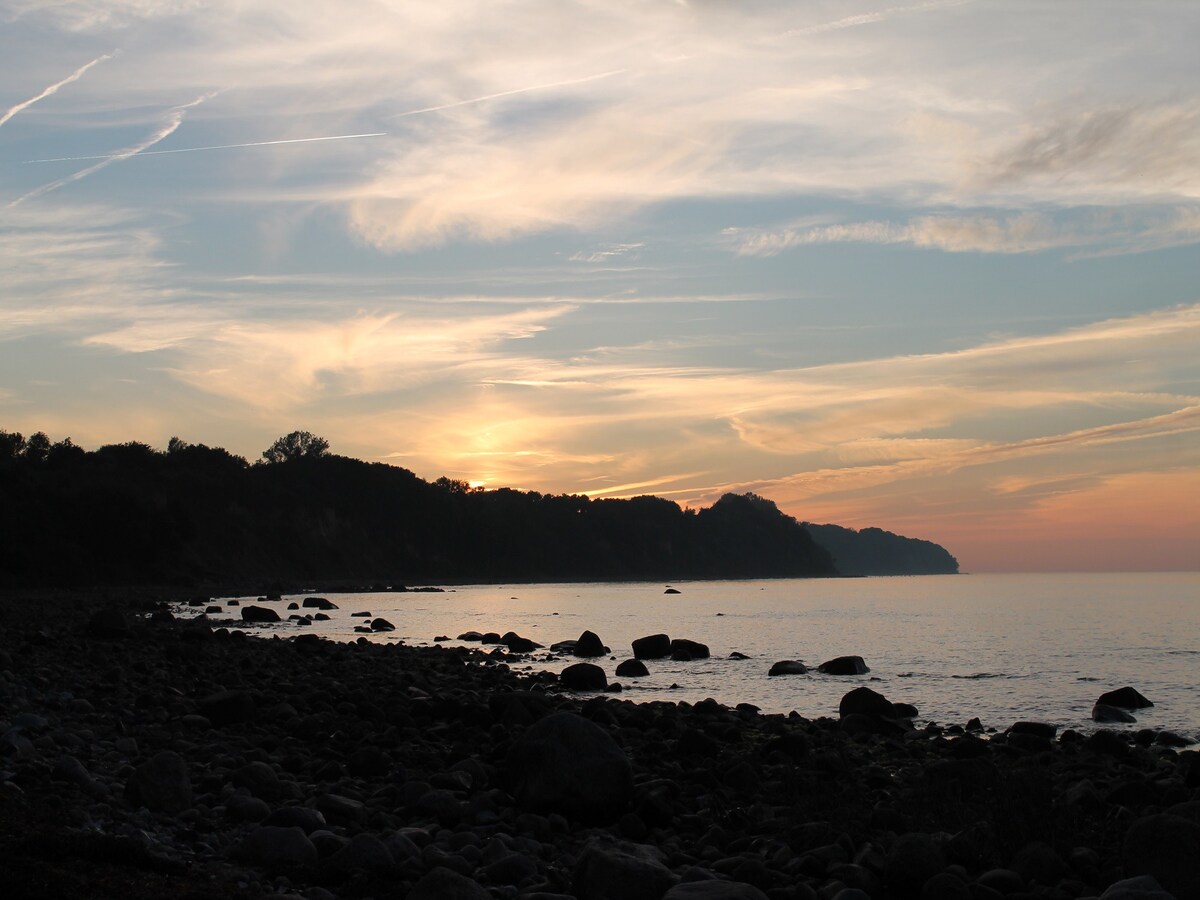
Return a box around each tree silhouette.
[262,430,330,463]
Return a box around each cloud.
[731,206,1200,257]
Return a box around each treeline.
[0,430,846,589]
[803,523,959,576]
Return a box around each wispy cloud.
[389,69,627,119]
[0,52,113,128]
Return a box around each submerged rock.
[768,660,808,676]
[1094,703,1138,723]
[616,659,650,678]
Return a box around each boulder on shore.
[819,655,870,675]
[241,605,281,624]
[768,660,808,676]
[560,662,608,691]
[839,686,896,719]
[1098,687,1154,710]
[633,634,672,660]
[506,711,633,822]
[574,630,607,657]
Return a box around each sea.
[212,572,1200,740]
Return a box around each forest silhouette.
[0,429,957,589]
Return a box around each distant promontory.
[0,429,957,588]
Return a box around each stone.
[241,605,281,623]
[921,872,972,900]
[633,634,672,659]
[325,832,394,875]
[407,867,491,900]
[665,587,681,594]
[1098,687,1154,709]
[232,760,283,798]
[504,634,539,653]
[370,617,395,632]
[1009,721,1057,739]
[1122,813,1200,900]
[662,882,770,900]
[573,839,676,900]
[198,689,256,725]
[226,794,270,822]
[886,832,946,898]
[560,662,608,691]
[126,750,192,814]
[819,655,870,675]
[1094,703,1138,723]
[574,630,606,657]
[671,638,710,660]
[302,597,339,610]
[768,660,808,676]
[615,659,650,678]
[839,686,896,718]
[1011,840,1068,886]
[507,711,633,822]
[457,631,484,641]
[264,806,327,832]
[1100,876,1177,900]
[315,793,367,826]
[87,608,130,638]
[235,825,318,871]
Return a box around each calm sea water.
[216,573,1200,740]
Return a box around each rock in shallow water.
[633,633,671,659]
[560,662,608,691]
[768,660,808,676]
[574,630,607,657]
[616,659,649,678]
[819,655,870,675]
[1099,686,1154,709]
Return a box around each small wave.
[950,672,1028,680]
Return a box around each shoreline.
[1,593,1197,900]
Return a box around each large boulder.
[819,655,870,675]
[507,711,633,822]
[370,617,395,632]
[559,662,608,691]
[1122,813,1200,900]
[126,750,192,814]
[839,686,895,719]
[632,634,672,659]
[769,660,808,676]
[663,882,770,900]
[670,639,710,660]
[615,659,649,678]
[302,597,339,610]
[1098,687,1154,709]
[574,630,607,657]
[573,839,677,900]
[234,825,318,872]
[241,605,281,624]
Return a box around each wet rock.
[560,662,608,691]
[573,839,676,900]
[1094,703,1138,723]
[574,630,607,658]
[87,608,130,638]
[662,882,770,899]
[1099,687,1154,709]
[839,686,896,718]
[408,866,491,900]
[670,639,710,660]
[370,617,395,632]
[241,605,281,623]
[1009,721,1057,739]
[769,660,808,676]
[507,711,633,822]
[235,825,318,872]
[1122,813,1200,900]
[503,632,540,653]
[325,832,394,875]
[126,749,192,814]
[198,689,256,725]
[819,655,869,675]
[457,631,484,641]
[665,588,681,594]
[1100,875,1177,900]
[633,634,672,659]
[615,659,649,678]
[302,597,338,610]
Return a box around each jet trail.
[389,69,627,119]
[11,92,215,207]
[785,0,971,36]
[26,131,389,164]
[0,53,115,128]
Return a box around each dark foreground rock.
[0,592,1196,900]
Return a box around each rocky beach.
[1,593,1198,900]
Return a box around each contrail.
[785,0,971,36]
[389,68,627,119]
[0,53,115,128]
[25,131,389,164]
[10,92,215,207]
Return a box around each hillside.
[804,522,960,575]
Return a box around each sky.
[1,1,1198,573]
